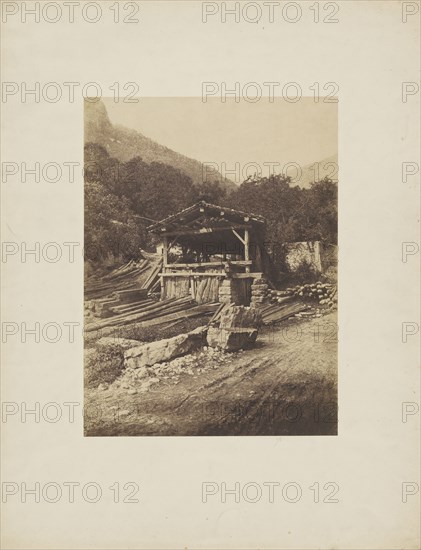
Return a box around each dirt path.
[84,311,338,436]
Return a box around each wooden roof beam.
[231,229,246,245]
[161,224,252,238]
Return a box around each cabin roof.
[147,201,266,234]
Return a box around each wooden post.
[162,236,168,268]
[160,236,168,302]
[160,275,165,300]
[244,228,250,272]
[190,275,196,300]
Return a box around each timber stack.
[268,283,337,308]
[85,256,162,301]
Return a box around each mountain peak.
[84,99,235,191]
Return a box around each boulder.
[207,305,261,352]
[207,327,258,352]
[219,305,262,328]
[124,327,207,369]
[97,337,143,350]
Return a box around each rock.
[97,337,142,350]
[207,305,260,352]
[127,389,137,395]
[135,366,149,379]
[220,305,262,328]
[97,383,108,391]
[119,410,131,417]
[124,327,207,369]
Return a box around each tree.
[224,173,337,267]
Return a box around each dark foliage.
[85,144,337,268]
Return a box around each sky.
[104,97,337,172]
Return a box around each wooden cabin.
[147,201,268,306]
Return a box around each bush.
[288,259,319,285]
[85,344,125,389]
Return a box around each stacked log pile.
[258,301,308,325]
[268,282,337,308]
[85,258,162,301]
[251,281,337,325]
[86,291,154,319]
[254,281,338,325]
[85,296,219,333]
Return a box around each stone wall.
[283,241,338,274]
[283,241,323,273]
[250,278,270,307]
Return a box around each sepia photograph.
[2,1,419,548]
[84,97,338,436]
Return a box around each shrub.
[289,259,319,285]
[85,344,125,389]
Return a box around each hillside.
[84,100,235,191]
[297,154,338,188]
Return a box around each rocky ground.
[84,310,338,437]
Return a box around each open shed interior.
[148,201,268,305]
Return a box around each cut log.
[114,288,148,304]
[85,297,196,332]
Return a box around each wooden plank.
[165,261,225,268]
[142,262,163,290]
[212,277,220,302]
[262,303,307,324]
[231,272,263,279]
[230,260,252,266]
[209,302,225,324]
[244,227,250,273]
[114,303,220,330]
[86,297,195,332]
[160,272,226,278]
[200,277,211,304]
[162,224,252,238]
[162,236,168,267]
[111,298,154,313]
[150,279,160,292]
[164,260,252,269]
[232,229,245,245]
